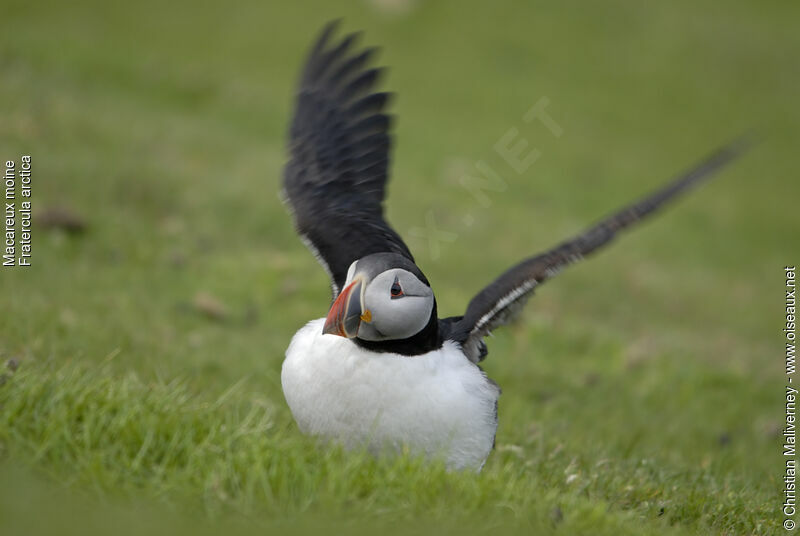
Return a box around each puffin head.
[322,252,441,354]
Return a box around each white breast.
[281,318,500,471]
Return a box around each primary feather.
[283,21,412,297]
[446,135,754,362]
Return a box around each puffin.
[279,22,750,471]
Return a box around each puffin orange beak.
[322,279,367,338]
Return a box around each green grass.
[0,0,796,534]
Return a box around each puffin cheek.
[355,320,388,341]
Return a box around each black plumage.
[283,22,751,360]
[283,22,413,297]
[444,137,753,361]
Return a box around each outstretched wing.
[283,22,414,297]
[446,136,753,363]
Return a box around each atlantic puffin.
[279,22,750,471]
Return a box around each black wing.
[283,22,414,297]
[446,136,753,363]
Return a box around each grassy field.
[1,0,797,534]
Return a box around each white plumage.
[281,319,500,471]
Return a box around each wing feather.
[283,22,413,297]
[448,136,754,362]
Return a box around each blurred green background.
[0,0,797,534]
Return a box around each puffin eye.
[390,276,404,299]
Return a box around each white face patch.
[358,268,434,341]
